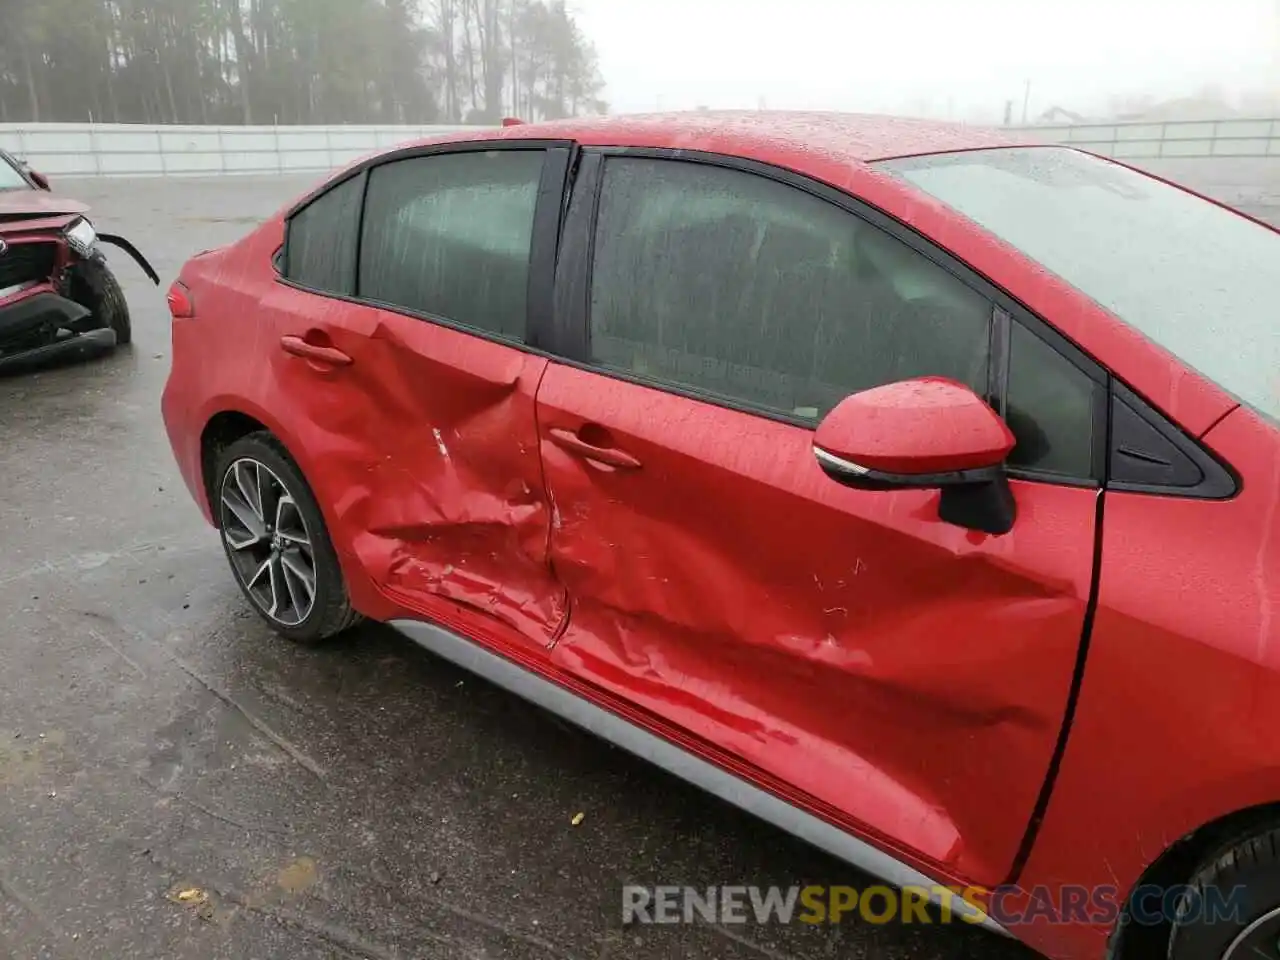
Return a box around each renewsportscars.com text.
[621,883,1248,927]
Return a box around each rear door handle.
[549,427,641,469]
[279,334,352,367]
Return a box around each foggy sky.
[569,0,1280,121]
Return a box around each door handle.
[549,427,641,469]
[279,334,352,367]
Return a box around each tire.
[212,431,361,644]
[1167,828,1280,959]
[69,256,131,346]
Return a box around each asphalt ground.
[1,158,1276,960]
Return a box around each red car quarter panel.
[165,146,568,645]
[253,285,564,645]
[1014,402,1280,960]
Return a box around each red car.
[161,112,1280,960]
[0,148,158,373]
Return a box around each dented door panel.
[347,310,565,642]
[260,280,565,646]
[535,365,1095,886]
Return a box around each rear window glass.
[285,173,364,295]
[358,150,544,341]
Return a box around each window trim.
[551,145,1108,486]
[278,138,576,351]
[1107,381,1238,500]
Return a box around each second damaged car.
[0,149,158,374]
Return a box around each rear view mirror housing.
[813,377,1017,534]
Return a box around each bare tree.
[0,0,605,124]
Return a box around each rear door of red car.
[260,140,574,649]
[533,149,1107,887]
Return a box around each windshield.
[876,146,1280,420]
[0,154,31,190]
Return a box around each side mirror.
[27,169,50,191]
[813,377,1018,535]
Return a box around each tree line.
[0,0,607,126]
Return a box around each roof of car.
[492,110,1033,163]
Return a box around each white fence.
[1021,117,1280,159]
[1,117,1278,179]
[0,122,489,178]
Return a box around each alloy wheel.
[1221,906,1280,960]
[219,457,317,627]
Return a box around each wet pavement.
[1,163,1276,960]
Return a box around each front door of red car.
[260,143,572,647]
[534,152,1106,886]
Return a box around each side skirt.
[390,618,1011,937]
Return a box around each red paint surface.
[0,190,87,222]
[160,112,1279,960]
[1014,403,1280,960]
[536,366,1095,885]
[503,110,1030,162]
[162,221,565,642]
[0,213,81,237]
[815,377,1014,474]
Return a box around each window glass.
[359,150,544,340]
[286,173,363,294]
[877,147,1280,423]
[1005,321,1097,477]
[0,152,31,190]
[588,157,992,420]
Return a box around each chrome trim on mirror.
[390,617,1011,937]
[814,446,871,476]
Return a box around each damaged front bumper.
[65,217,159,286]
[0,215,158,374]
[0,290,115,374]
[99,232,159,285]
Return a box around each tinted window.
[878,147,1280,422]
[1005,321,1098,477]
[286,173,363,294]
[359,150,544,340]
[588,158,992,420]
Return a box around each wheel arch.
[200,409,272,519]
[197,397,322,515]
[196,404,395,623]
[1109,799,1280,960]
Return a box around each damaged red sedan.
[0,148,158,373]
[161,112,1280,960]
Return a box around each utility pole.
[1021,79,1032,124]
